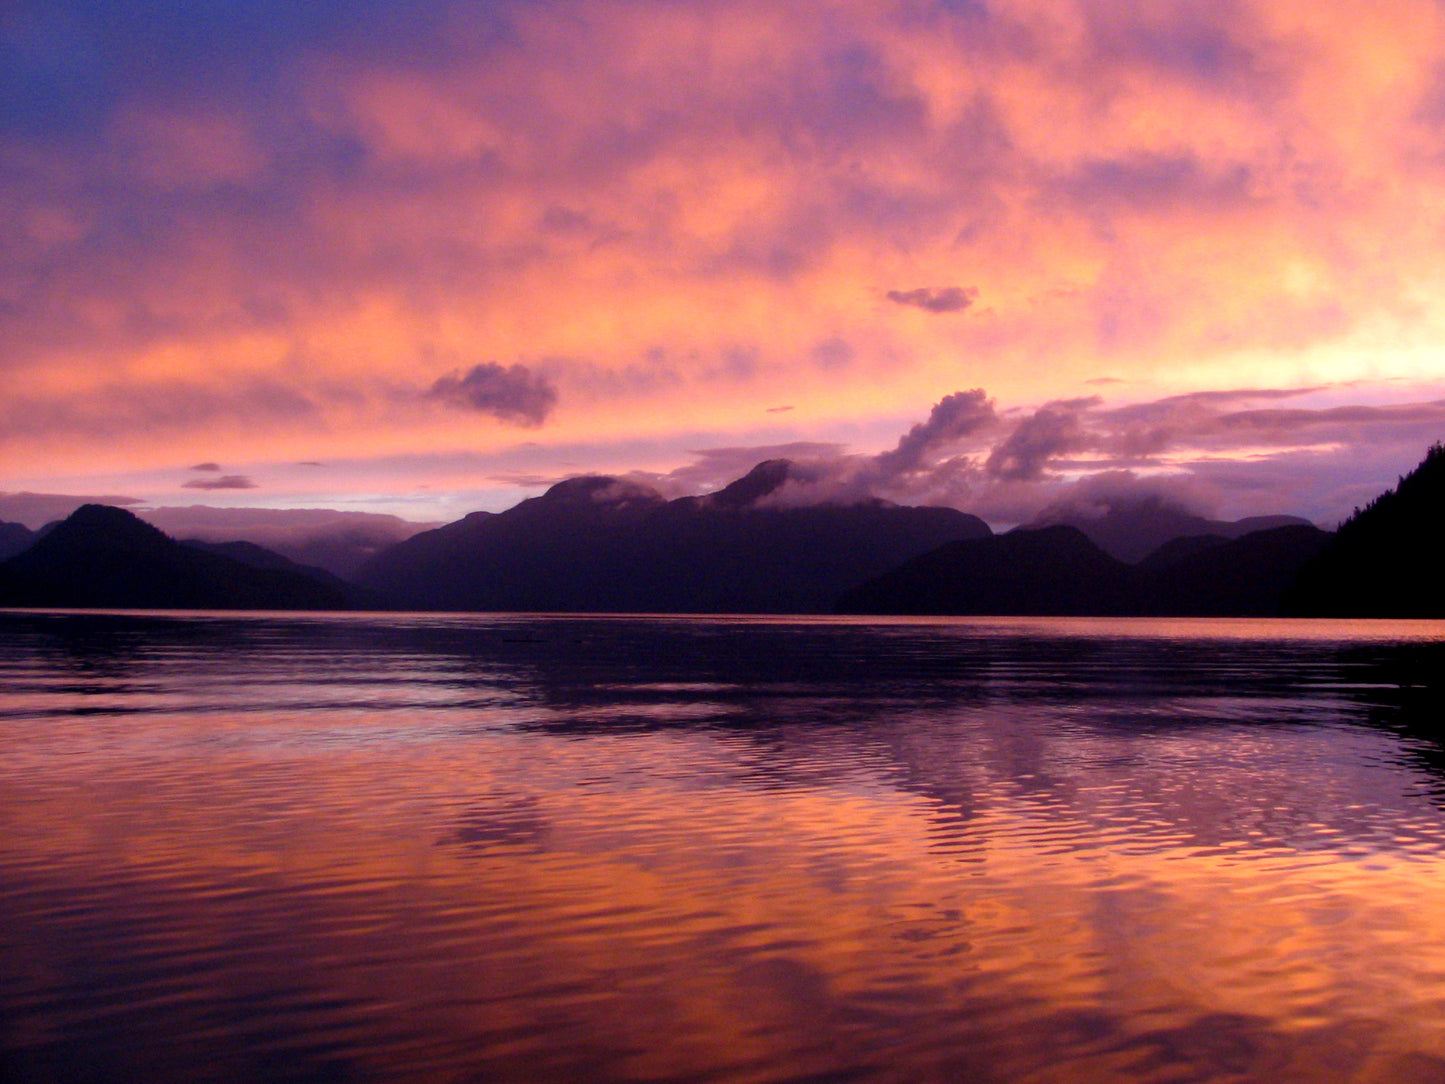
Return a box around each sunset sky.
[5,0,1445,530]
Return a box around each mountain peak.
[43,504,172,555]
[710,459,793,508]
[538,476,664,507]
[1029,494,1310,563]
[0,503,354,610]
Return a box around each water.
[3,611,1445,1084]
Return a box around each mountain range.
[0,504,354,610]
[1031,497,1311,563]
[354,461,991,613]
[2,443,1442,617]
[835,523,1331,616]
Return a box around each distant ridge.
[836,525,1135,616]
[180,538,387,609]
[356,461,992,613]
[837,522,1332,616]
[0,505,355,610]
[1026,495,1313,563]
[1286,443,1445,617]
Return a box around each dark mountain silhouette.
[836,525,1136,615]
[0,521,34,561]
[1285,442,1445,617]
[1029,496,1312,563]
[0,505,355,610]
[838,522,1333,617]
[180,538,387,609]
[356,461,992,613]
[138,507,432,578]
[1134,533,1228,572]
[1136,525,1332,616]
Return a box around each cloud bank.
[633,384,1445,528]
[3,0,1445,520]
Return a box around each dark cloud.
[1058,153,1256,218]
[297,460,324,467]
[1210,401,1445,440]
[1094,390,1445,456]
[182,474,256,490]
[427,363,558,427]
[1082,3,1282,103]
[0,379,317,441]
[766,405,794,413]
[875,389,998,476]
[189,462,221,471]
[0,0,480,139]
[885,286,977,313]
[985,404,1088,480]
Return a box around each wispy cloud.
[182,475,257,491]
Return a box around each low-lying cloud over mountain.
[625,384,1445,528]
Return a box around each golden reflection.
[5,711,1445,1081]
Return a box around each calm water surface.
[3,610,1445,1083]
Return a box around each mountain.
[137,506,436,578]
[1285,443,1445,617]
[836,525,1136,615]
[837,522,1333,617]
[356,461,992,613]
[0,521,34,561]
[1135,525,1332,616]
[1028,495,1313,563]
[180,539,388,609]
[0,505,355,610]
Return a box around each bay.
[3,610,1445,1083]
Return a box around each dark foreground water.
[4,612,1445,1084]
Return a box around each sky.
[4,0,1445,531]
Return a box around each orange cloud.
[4,0,1445,517]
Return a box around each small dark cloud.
[885,286,978,313]
[297,460,324,467]
[189,461,222,471]
[182,475,257,490]
[428,363,558,427]
[766,405,795,414]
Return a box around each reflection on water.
[3,611,1445,1083]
